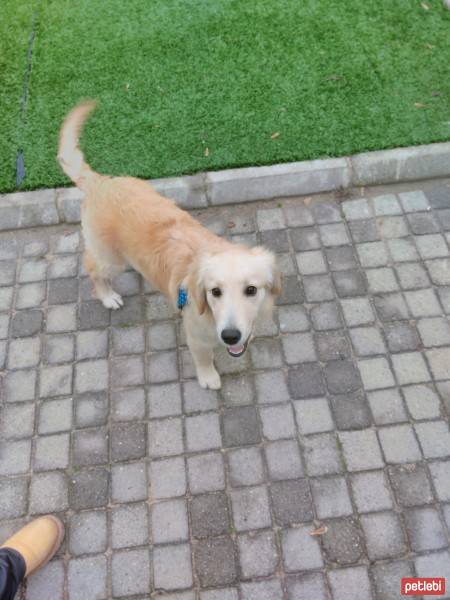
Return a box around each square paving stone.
[148,382,182,417]
[310,301,343,330]
[270,479,313,525]
[11,309,43,337]
[190,492,230,538]
[367,388,408,425]
[340,297,374,326]
[426,347,450,380]
[391,352,431,385]
[294,398,334,434]
[325,246,358,271]
[112,325,145,354]
[148,321,177,350]
[339,429,384,471]
[34,433,70,471]
[238,531,278,578]
[284,204,314,227]
[415,550,450,593]
[111,548,151,597]
[383,322,420,352]
[72,428,109,467]
[303,274,335,302]
[48,278,78,304]
[221,375,255,407]
[407,212,439,234]
[74,392,108,428]
[350,326,386,356]
[281,525,323,571]
[0,402,35,439]
[278,304,310,333]
[38,398,72,434]
[147,350,179,383]
[70,467,109,509]
[111,462,147,503]
[314,329,353,359]
[29,472,68,514]
[183,380,219,412]
[154,544,193,590]
[286,573,329,600]
[282,332,316,364]
[371,560,414,600]
[388,464,434,506]
[328,566,372,600]
[16,282,46,309]
[374,293,409,321]
[0,477,28,519]
[324,360,361,394]
[334,269,368,298]
[396,263,430,289]
[111,503,149,548]
[250,338,283,368]
[349,218,379,242]
[195,537,237,587]
[255,370,290,404]
[429,461,450,502]
[76,330,108,360]
[0,287,13,311]
[302,433,343,476]
[75,359,109,393]
[111,355,145,388]
[257,207,285,230]
[19,259,46,283]
[403,384,441,419]
[148,417,183,457]
[112,387,146,421]
[228,447,265,487]
[415,421,450,458]
[276,276,304,305]
[0,439,31,476]
[8,336,41,369]
[366,267,399,294]
[27,560,64,600]
[416,233,448,259]
[78,301,110,329]
[404,506,447,551]
[343,198,371,220]
[378,424,422,463]
[321,517,364,566]
[351,470,393,513]
[312,200,341,224]
[47,304,77,332]
[405,288,442,317]
[290,226,321,251]
[330,391,372,430]
[399,190,429,211]
[223,407,261,447]
[111,422,146,462]
[358,357,395,390]
[188,452,225,494]
[149,456,187,499]
[319,223,349,246]
[373,194,402,216]
[68,556,107,600]
[417,317,450,347]
[377,215,409,238]
[260,229,290,252]
[260,404,296,440]
[40,364,73,398]
[288,364,325,398]
[69,511,108,555]
[387,237,419,262]
[152,498,189,543]
[357,241,389,267]
[361,512,407,560]
[311,476,352,519]
[265,439,304,480]
[186,412,222,451]
[44,334,75,364]
[296,250,327,275]
[230,486,272,531]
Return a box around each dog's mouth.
[226,338,249,358]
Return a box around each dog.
[57,101,281,389]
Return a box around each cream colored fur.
[58,101,281,389]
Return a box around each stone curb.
[1,141,449,231]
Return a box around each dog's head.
[187,246,281,357]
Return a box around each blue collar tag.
[177,287,188,310]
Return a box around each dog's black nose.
[221,328,241,345]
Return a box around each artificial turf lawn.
[1,0,450,192]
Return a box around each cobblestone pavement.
[0,179,450,600]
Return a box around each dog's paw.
[102,291,124,310]
[197,368,221,390]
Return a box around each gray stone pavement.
[0,178,450,599]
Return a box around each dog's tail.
[57,100,98,191]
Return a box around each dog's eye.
[245,285,257,296]
[211,288,222,298]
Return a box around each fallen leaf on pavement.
[310,525,328,536]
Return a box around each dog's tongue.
[229,344,245,355]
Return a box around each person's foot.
[0,516,64,577]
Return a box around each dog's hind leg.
[84,250,125,310]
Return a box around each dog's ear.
[187,259,208,315]
[251,246,282,297]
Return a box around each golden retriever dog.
[58,101,281,389]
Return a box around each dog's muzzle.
[226,338,249,358]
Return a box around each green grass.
[1,0,450,192]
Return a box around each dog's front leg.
[187,336,221,390]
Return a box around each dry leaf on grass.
[204,147,209,157]
[414,102,426,108]
[310,525,328,536]
[421,2,430,9]
[271,132,280,139]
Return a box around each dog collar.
[177,287,188,310]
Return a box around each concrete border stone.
[1,141,449,230]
